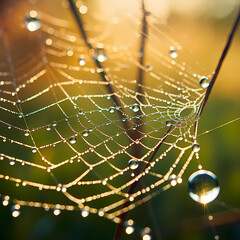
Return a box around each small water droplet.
[81,207,89,217]
[25,14,41,32]
[78,55,86,66]
[94,46,107,62]
[16,100,21,104]
[165,120,171,127]
[78,109,83,115]
[46,125,51,131]
[141,227,152,240]
[11,204,21,218]
[32,147,37,153]
[125,225,135,235]
[69,136,76,144]
[24,130,30,136]
[146,65,153,71]
[98,209,104,217]
[128,159,139,170]
[169,47,178,58]
[82,130,89,137]
[53,205,61,216]
[132,103,140,112]
[51,121,57,127]
[108,107,115,113]
[199,76,209,88]
[9,158,15,166]
[188,170,220,204]
[192,142,200,152]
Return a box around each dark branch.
[113,126,172,240]
[197,9,240,118]
[67,0,130,129]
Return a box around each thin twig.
[136,0,148,102]
[67,0,130,129]
[196,9,240,119]
[113,126,172,240]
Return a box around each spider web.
[0,0,213,223]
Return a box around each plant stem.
[113,126,172,240]
[67,0,130,129]
[197,9,240,119]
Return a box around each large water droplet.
[199,76,209,88]
[94,46,107,62]
[169,47,178,58]
[25,13,41,32]
[128,159,139,170]
[188,170,220,204]
[69,136,76,144]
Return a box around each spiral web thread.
[0,2,211,223]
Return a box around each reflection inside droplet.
[188,170,220,204]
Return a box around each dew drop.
[108,107,115,113]
[141,227,152,240]
[46,125,51,131]
[132,103,140,112]
[61,185,67,192]
[165,120,171,127]
[199,76,209,88]
[78,55,86,66]
[11,204,21,218]
[2,197,9,206]
[128,159,139,170]
[25,14,41,32]
[125,225,135,235]
[98,209,104,217]
[32,147,37,153]
[124,219,135,234]
[188,170,220,204]
[81,207,89,217]
[146,65,153,71]
[78,109,83,115]
[169,47,178,58]
[51,121,57,127]
[69,136,76,144]
[94,46,107,62]
[24,130,30,136]
[192,142,200,152]
[9,158,15,166]
[53,205,61,216]
[82,130,89,137]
